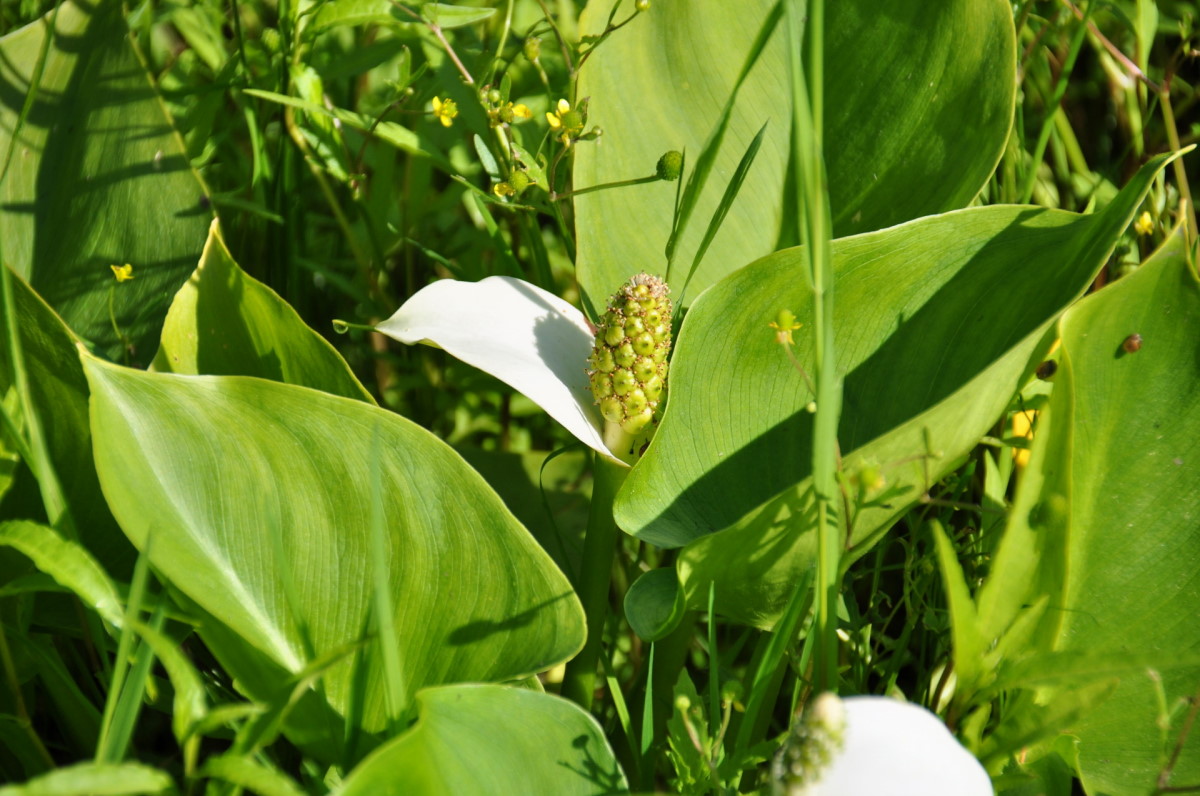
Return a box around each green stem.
[1019,0,1092,204]
[1160,78,1198,243]
[560,454,629,709]
[788,0,840,694]
[555,174,661,200]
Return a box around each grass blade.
[664,0,783,276]
[678,122,769,305]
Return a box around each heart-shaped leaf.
[83,356,584,742]
[619,153,1176,627]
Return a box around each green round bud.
[486,88,502,104]
[604,322,625,347]
[624,316,646,336]
[721,680,744,703]
[633,332,656,356]
[635,0,650,11]
[645,308,663,327]
[590,371,613,398]
[507,170,531,194]
[633,357,656,382]
[601,397,623,423]
[615,341,637,367]
[643,373,663,401]
[613,369,636,395]
[592,347,615,373]
[523,36,541,62]
[625,388,648,416]
[652,344,669,364]
[656,150,683,181]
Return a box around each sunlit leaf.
[339,684,627,795]
[83,355,584,747]
[152,220,373,402]
[574,0,1015,311]
[0,0,211,362]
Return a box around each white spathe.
[813,696,993,796]
[376,276,623,463]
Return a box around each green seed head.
[587,273,673,435]
[656,150,683,181]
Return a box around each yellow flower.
[110,263,134,282]
[546,98,584,144]
[431,97,458,127]
[1134,211,1154,237]
[769,309,802,345]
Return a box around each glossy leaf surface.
[83,356,584,738]
[618,154,1175,627]
[982,228,1200,793]
[574,0,1015,311]
[152,221,373,402]
[340,684,627,795]
[0,1,211,362]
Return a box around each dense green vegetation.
[0,0,1197,793]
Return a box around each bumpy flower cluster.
[772,692,846,793]
[588,274,672,436]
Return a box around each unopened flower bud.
[523,36,542,62]
[657,150,683,181]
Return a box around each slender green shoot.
[95,544,152,762]
[664,0,783,278]
[787,0,840,694]
[677,122,769,307]
[1019,1,1093,204]
[560,455,628,709]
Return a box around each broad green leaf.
[310,0,405,34]
[83,355,584,741]
[0,520,122,626]
[338,684,628,795]
[986,227,1200,794]
[618,153,1177,628]
[0,0,211,362]
[198,755,306,796]
[624,567,685,642]
[0,270,128,573]
[574,0,1015,311]
[421,3,496,28]
[0,761,173,796]
[151,221,373,402]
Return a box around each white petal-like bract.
[377,277,620,461]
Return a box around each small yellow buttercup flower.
[431,97,458,127]
[769,309,802,345]
[110,263,134,282]
[546,98,585,145]
[501,102,532,123]
[1134,211,1154,236]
